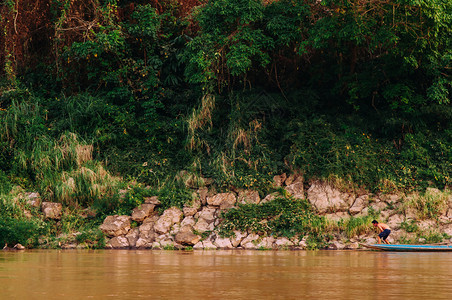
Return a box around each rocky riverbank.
[5,174,451,250]
[98,175,452,250]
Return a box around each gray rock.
[387,214,404,230]
[202,240,217,249]
[214,237,233,249]
[131,204,155,222]
[255,237,275,249]
[369,200,388,212]
[328,241,345,250]
[230,231,247,247]
[207,193,236,209]
[193,218,214,233]
[345,242,359,249]
[273,173,287,188]
[41,202,63,220]
[240,233,259,248]
[99,215,131,237]
[180,216,196,228]
[197,188,208,206]
[238,190,260,205]
[183,207,198,217]
[349,195,369,215]
[193,241,204,249]
[136,237,153,248]
[125,228,140,248]
[260,193,279,204]
[175,232,201,246]
[198,207,217,223]
[307,181,352,214]
[418,220,436,231]
[144,196,161,205]
[285,181,304,199]
[154,207,183,234]
[169,224,181,235]
[106,236,129,249]
[274,237,294,248]
[324,212,350,222]
[26,192,41,208]
[285,172,303,186]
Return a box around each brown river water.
[1,249,452,299]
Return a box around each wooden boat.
[360,243,452,252]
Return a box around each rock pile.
[99,175,452,250]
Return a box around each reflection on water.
[1,250,451,299]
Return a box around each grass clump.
[406,189,450,220]
[336,215,375,239]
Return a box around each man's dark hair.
[372,220,378,224]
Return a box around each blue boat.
[360,243,452,252]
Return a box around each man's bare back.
[372,220,391,244]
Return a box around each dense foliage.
[0,0,450,217]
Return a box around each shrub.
[219,196,330,248]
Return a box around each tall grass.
[187,94,215,153]
[405,189,450,220]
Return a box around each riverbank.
[5,174,449,251]
[98,176,452,250]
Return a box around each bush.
[218,196,330,248]
[0,217,41,247]
[0,170,11,195]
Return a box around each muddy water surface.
[1,250,451,299]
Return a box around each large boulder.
[193,218,214,233]
[175,231,201,246]
[214,237,233,249]
[238,190,260,205]
[131,203,155,222]
[106,236,129,249]
[100,215,131,237]
[139,222,155,239]
[240,233,259,249]
[201,239,217,249]
[349,195,369,215]
[387,214,404,229]
[274,237,294,248]
[307,181,352,214]
[183,206,198,217]
[230,231,247,247]
[207,193,236,209]
[125,228,140,248]
[154,207,183,234]
[284,174,304,199]
[180,216,196,228]
[255,236,275,249]
[198,207,217,223]
[285,181,304,199]
[41,202,63,220]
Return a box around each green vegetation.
[0,0,450,248]
[405,189,450,220]
[219,196,331,248]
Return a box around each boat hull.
[360,243,452,252]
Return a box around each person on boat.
[372,220,391,244]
